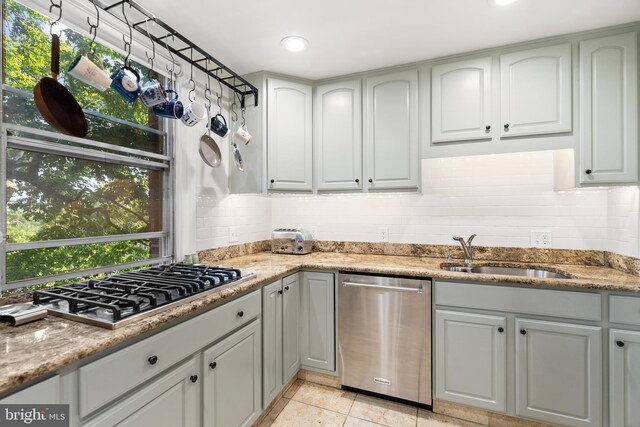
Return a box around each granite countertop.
[1,250,640,395]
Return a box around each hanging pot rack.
[89,0,258,107]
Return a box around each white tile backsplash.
[195,150,640,258]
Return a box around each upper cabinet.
[364,69,420,190]
[500,44,572,137]
[315,80,362,191]
[267,78,313,191]
[579,32,638,185]
[431,57,492,142]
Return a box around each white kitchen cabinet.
[431,57,492,142]
[0,375,61,404]
[435,310,507,412]
[364,69,420,190]
[267,78,313,191]
[579,32,638,185]
[610,329,640,427]
[315,80,362,191]
[262,274,301,408]
[500,44,572,137]
[87,358,199,427]
[300,271,335,371]
[282,273,301,383]
[515,318,602,427]
[203,319,262,427]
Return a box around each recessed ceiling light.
[281,36,308,52]
[493,0,519,5]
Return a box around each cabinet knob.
[237,310,244,317]
[485,125,491,131]
[270,179,274,184]
[148,355,158,365]
[284,286,289,291]
[585,169,592,175]
[190,375,198,383]
[504,124,510,130]
[355,179,360,183]
[617,340,625,348]
[209,362,217,369]
[368,179,373,183]
[520,329,527,335]
[498,327,504,333]
[278,290,283,295]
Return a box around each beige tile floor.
[257,380,484,427]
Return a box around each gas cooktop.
[32,263,255,329]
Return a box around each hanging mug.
[67,51,112,91]
[140,78,168,108]
[110,65,142,103]
[209,113,229,137]
[234,124,252,145]
[181,101,206,127]
[152,90,184,119]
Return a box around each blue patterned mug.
[110,66,142,103]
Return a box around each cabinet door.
[282,273,301,383]
[300,272,335,371]
[515,318,602,427]
[262,280,283,405]
[315,80,362,191]
[0,375,60,404]
[267,78,313,191]
[580,32,638,184]
[431,57,492,142]
[500,44,572,137]
[434,310,507,412]
[364,69,419,190]
[89,359,198,427]
[203,319,262,427]
[610,329,640,427]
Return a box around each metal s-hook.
[144,17,156,77]
[87,0,100,52]
[188,50,195,102]
[48,0,62,36]
[121,1,133,66]
[215,68,224,114]
[204,61,213,110]
[163,32,176,89]
[231,99,238,122]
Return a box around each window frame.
[0,1,175,292]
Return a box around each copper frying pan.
[33,34,88,138]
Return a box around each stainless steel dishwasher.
[338,272,432,405]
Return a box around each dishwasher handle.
[341,281,423,293]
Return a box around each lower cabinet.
[434,310,507,412]
[262,273,301,407]
[610,329,640,427]
[0,375,61,404]
[88,358,199,427]
[515,318,602,427]
[300,271,336,371]
[203,319,262,427]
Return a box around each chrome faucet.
[453,234,477,265]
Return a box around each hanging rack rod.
[89,0,258,106]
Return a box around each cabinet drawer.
[610,295,640,326]
[79,290,260,417]
[0,375,60,404]
[435,281,601,321]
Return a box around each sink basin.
[441,265,570,279]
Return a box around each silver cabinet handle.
[341,281,423,293]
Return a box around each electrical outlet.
[379,227,389,242]
[310,226,318,240]
[229,227,239,243]
[531,230,552,248]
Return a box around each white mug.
[67,52,112,91]
[235,124,252,145]
[181,101,206,127]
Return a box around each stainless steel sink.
[441,265,570,279]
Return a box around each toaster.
[271,228,313,255]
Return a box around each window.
[1,0,173,292]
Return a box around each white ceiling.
[136,0,640,80]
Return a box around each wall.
[270,150,640,257]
